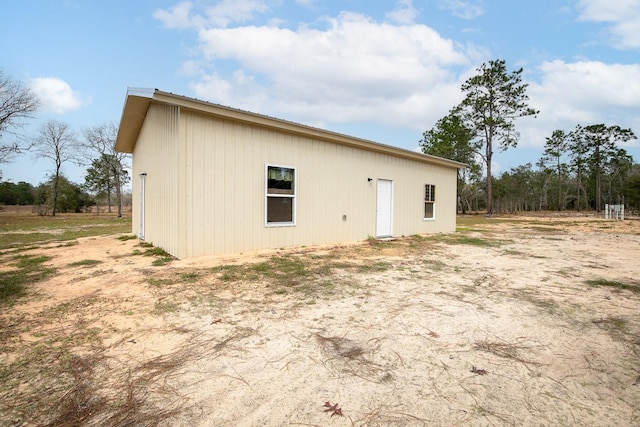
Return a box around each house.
[115,88,465,259]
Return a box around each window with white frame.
[424,184,435,220]
[266,165,296,225]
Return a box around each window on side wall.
[266,165,296,226]
[424,184,435,220]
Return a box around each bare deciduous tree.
[81,122,130,217]
[32,120,78,216]
[0,70,40,162]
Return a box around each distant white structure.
[605,204,624,220]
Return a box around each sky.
[1,0,639,187]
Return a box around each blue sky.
[2,0,639,186]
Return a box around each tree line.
[0,70,130,215]
[421,59,638,214]
[0,176,95,214]
[3,65,638,216]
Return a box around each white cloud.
[180,60,203,77]
[204,0,269,27]
[295,0,314,7]
[577,0,640,49]
[29,77,87,114]
[386,0,419,25]
[518,60,640,149]
[154,1,196,29]
[438,0,484,20]
[185,10,474,130]
[154,0,269,29]
[189,72,235,102]
[536,60,640,109]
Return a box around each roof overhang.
[114,88,155,153]
[115,88,468,170]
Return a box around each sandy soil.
[1,215,639,426]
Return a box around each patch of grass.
[132,242,175,266]
[290,281,320,296]
[0,213,125,232]
[44,296,102,319]
[146,246,170,257]
[526,226,564,233]
[152,300,180,315]
[55,240,79,248]
[137,242,172,257]
[456,236,499,246]
[203,252,370,298]
[0,245,43,257]
[456,215,517,228]
[251,255,309,284]
[0,221,131,250]
[502,249,547,258]
[318,280,334,290]
[585,279,639,294]
[592,316,627,333]
[357,261,391,273]
[14,254,52,268]
[117,234,138,241]
[455,226,486,233]
[406,234,427,247]
[366,238,395,249]
[179,272,200,283]
[147,278,175,287]
[152,257,173,266]
[309,252,341,261]
[0,233,59,249]
[207,255,355,298]
[432,234,502,247]
[0,254,56,304]
[210,264,253,282]
[456,215,593,232]
[68,259,103,267]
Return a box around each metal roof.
[115,88,467,170]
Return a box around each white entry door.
[139,173,146,240]
[376,179,393,237]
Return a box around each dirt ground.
[1,215,640,426]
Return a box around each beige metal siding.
[177,110,457,258]
[131,103,180,256]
